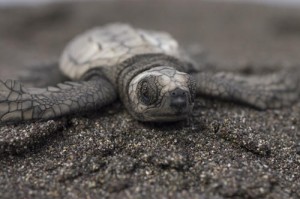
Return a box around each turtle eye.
[138,77,158,105]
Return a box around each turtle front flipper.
[0,78,117,124]
[192,71,300,109]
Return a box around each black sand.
[0,1,299,199]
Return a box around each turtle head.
[127,66,195,122]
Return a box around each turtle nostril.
[169,88,188,110]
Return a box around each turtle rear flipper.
[192,71,300,109]
[0,78,117,124]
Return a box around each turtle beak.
[169,88,188,113]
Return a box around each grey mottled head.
[128,66,195,122]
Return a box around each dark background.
[1,1,300,78]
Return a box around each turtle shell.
[59,23,184,80]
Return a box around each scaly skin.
[0,77,117,124]
[192,71,300,109]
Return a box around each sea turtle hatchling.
[0,23,299,123]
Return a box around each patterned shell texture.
[59,23,183,80]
